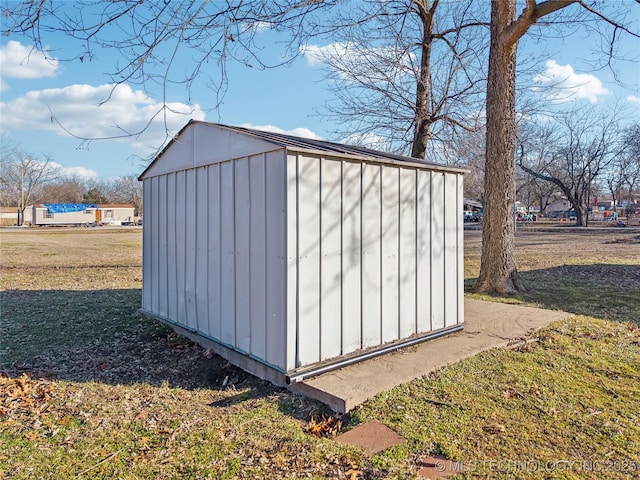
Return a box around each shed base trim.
[139,309,463,393]
[285,324,464,384]
[138,309,290,387]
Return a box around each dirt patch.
[603,235,640,244]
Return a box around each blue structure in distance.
[42,203,99,214]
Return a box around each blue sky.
[1,3,638,180]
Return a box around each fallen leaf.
[134,411,148,420]
[346,465,362,480]
[304,414,343,437]
[529,382,541,396]
[503,389,523,399]
[483,422,506,434]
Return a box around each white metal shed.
[139,121,465,386]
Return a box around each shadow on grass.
[466,263,640,324]
[0,289,279,397]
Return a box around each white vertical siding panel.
[142,180,152,312]
[416,170,432,333]
[150,176,159,315]
[399,168,417,337]
[185,169,198,330]
[167,173,178,322]
[266,151,287,370]
[234,157,251,353]
[157,175,169,319]
[457,173,465,326]
[341,161,362,354]
[362,164,382,347]
[444,172,458,328]
[285,154,298,370]
[381,166,400,343]
[249,154,267,361]
[143,132,464,377]
[320,159,342,361]
[297,155,321,366]
[175,170,188,327]
[431,172,445,330]
[207,165,222,340]
[220,161,236,346]
[195,167,209,334]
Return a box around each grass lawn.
[1,227,639,479]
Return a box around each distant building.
[0,207,19,226]
[26,204,135,226]
[463,198,482,212]
[547,199,571,213]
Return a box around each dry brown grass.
[1,228,381,479]
[1,226,639,479]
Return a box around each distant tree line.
[454,107,640,227]
[0,146,142,225]
[515,111,639,226]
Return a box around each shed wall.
[141,122,283,178]
[140,125,464,380]
[285,152,464,370]
[142,150,289,371]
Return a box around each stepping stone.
[334,420,406,455]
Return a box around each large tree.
[476,0,638,294]
[2,1,488,162]
[304,0,488,159]
[516,162,560,215]
[1,1,336,129]
[608,123,640,212]
[517,106,624,226]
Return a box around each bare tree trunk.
[475,0,526,294]
[411,1,436,159]
[574,203,584,226]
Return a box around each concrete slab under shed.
[289,298,570,413]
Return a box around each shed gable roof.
[139,120,466,180]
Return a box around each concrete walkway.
[289,299,570,413]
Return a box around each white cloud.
[301,42,416,84]
[251,21,271,33]
[340,132,390,151]
[239,123,323,140]
[301,43,353,67]
[0,41,58,89]
[627,95,640,105]
[50,162,98,180]
[0,83,205,154]
[532,60,610,104]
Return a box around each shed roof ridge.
[139,119,467,180]
[196,120,443,167]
